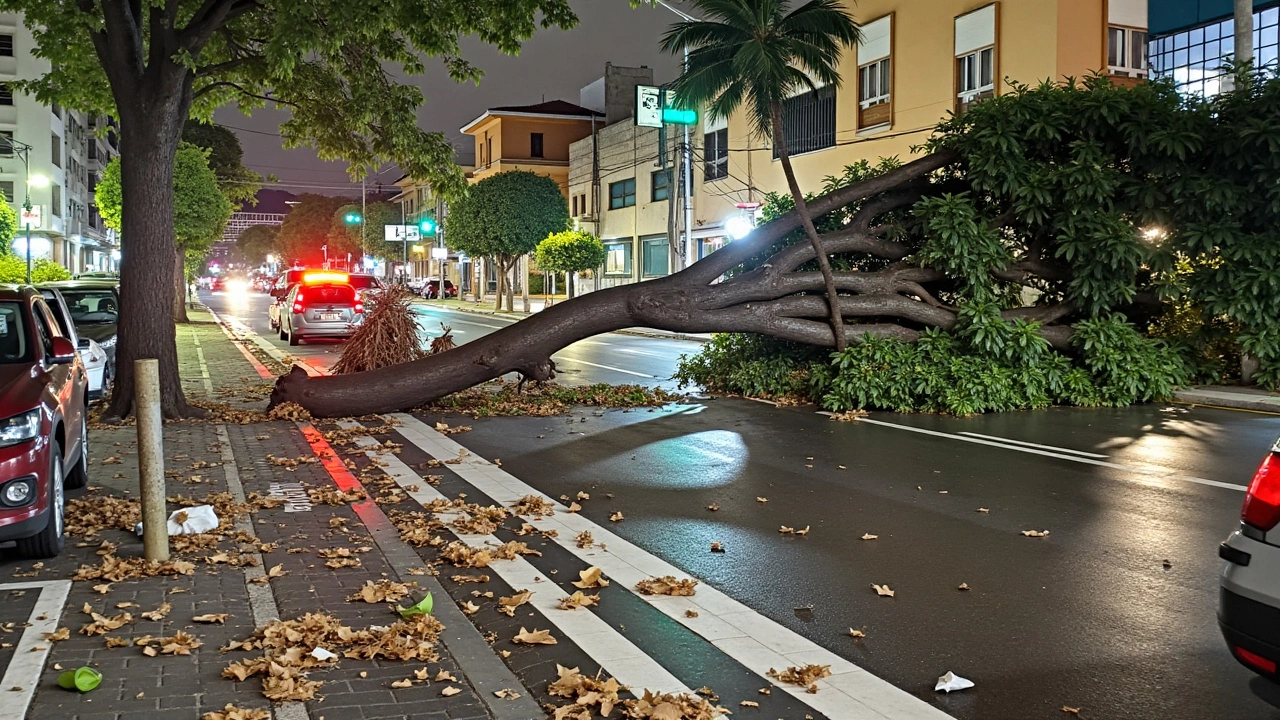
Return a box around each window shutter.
[858,16,891,63]
[955,4,996,56]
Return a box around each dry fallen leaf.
[512,627,557,645]
[572,567,609,589]
[194,614,229,624]
[957,583,970,591]
[567,502,582,513]
[608,511,623,522]
[848,628,865,638]
[685,610,699,618]
[460,601,480,615]
[435,669,458,682]
[42,628,69,642]
[740,700,759,707]
[141,603,171,621]
[558,591,600,610]
[768,664,831,688]
[861,533,878,541]
[441,686,462,697]
[706,504,719,511]
[1021,529,1050,538]
[756,497,768,503]
[977,507,990,513]
[635,576,698,596]
[871,584,895,597]
[391,678,413,689]
[201,703,271,720]
[1062,708,1080,715]
[498,590,532,617]
[709,542,724,553]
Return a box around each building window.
[704,128,728,180]
[572,195,579,216]
[530,133,544,158]
[0,131,12,156]
[603,241,631,275]
[609,178,635,209]
[1109,26,1148,77]
[581,193,589,215]
[641,237,669,277]
[0,35,11,57]
[51,184,61,217]
[774,86,836,158]
[698,236,727,260]
[651,170,669,202]
[51,134,61,168]
[1150,8,1278,96]
[485,137,493,166]
[955,4,997,113]
[857,15,892,129]
[0,83,11,106]
[0,181,12,203]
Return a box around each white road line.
[336,420,688,695]
[841,415,1247,492]
[391,414,952,720]
[190,328,214,396]
[615,348,665,358]
[0,580,71,720]
[955,432,1107,459]
[551,357,655,379]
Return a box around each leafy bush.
[32,259,71,282]
[0,255,69,283]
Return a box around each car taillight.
[292,291,304,314]
[1235,645,1277,674]
[354,299,364,314]
[1242,452,1280,531]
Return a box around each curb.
[413,300,713,343]
[1173,389,1280,415]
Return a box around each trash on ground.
[935,671,975,693]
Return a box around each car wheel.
[289,330,301,346]
[64,414,89,490]
[15,442,65,559]
[279,324,288,341]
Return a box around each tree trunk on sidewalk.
[173,250,190,323]
[492,259,504,311]
[106,88,204,420]
[521,254,530,313]
[505,260,515,312]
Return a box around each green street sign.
[661,107,698,125]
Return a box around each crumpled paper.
[935,671,975,693]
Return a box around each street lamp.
[24,171,49,284]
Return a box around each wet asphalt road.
[426,398,1280,720]
[202,289,696,388]
[203,288,1280,718]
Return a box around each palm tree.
[661,0,859,350]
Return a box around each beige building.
[390,166,473,283]
[461,100,603,198]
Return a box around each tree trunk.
[771,104,846,351]
[506,262,515,312]
[173,250,190,323]
[493,259,504,311]
[106,96,203,420]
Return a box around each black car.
[35,281,119,378]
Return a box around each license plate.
[317,313,342,321]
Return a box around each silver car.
[1220,437,1280,681]
[279,281,362,346]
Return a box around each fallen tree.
[272,75,1280,417]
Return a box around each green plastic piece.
[396,591,433,618]
[57,667,102,692]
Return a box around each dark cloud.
[215,0,684,195]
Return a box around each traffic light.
[344,213,362,224]
[419,217,437,236]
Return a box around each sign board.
[636,85,663,128]
[431,247,448,260]
[20,205,41,230]
[384,225,421,242]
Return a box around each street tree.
[1,0,578,419]
[235,224,279,268]
[0,201,17,255]
[535,230,606,298]
[270,74,1280,417]
[182,121,261,210]
[276,194,357,269]
[447,171,569,311]
[330,201,403,273]
[661,0,860,350]
[96,145,231,322]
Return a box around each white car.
[37,287,110,401]
[1220,437,1280,680]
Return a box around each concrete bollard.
[134,359,169,562]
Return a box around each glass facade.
[1150,5,1280,96]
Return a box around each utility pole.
[360,176,367,272]
[655,0,698,271]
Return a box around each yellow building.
[460,100,604,197]
[390,168,473,281]
[691,0,1148,248]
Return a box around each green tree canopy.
[235,223,280,267]
[277,194,356,267]
[448,171,569,310]
[96,143,231,254]
[330,201,404,263]
[182,121,261,210]
[535,230,606,274]
[0,201,18,256]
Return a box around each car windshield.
[0,303,30,364]
[60,290,118,324]
[348,275,382,291]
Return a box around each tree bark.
[770,104,846,351]
[173,249,190,323]
[106,93,203,420]
[493,259,504,311]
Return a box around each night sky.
[213,1,685,196]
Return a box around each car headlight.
[99,336,117,349]
[0,410,41,448]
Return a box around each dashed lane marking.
[391,414,954,720]
[955,431,1108,458]
[550,356,656,379]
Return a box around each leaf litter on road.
[635,576,698,596]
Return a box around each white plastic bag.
[166,505,219,535]
[935,671,975,693]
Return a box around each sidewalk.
[1173,385,1280,414]
[15,312,537,720]
[415,298,713,344]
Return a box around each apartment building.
[461,99,602,197]
[693,0,1149,237]
[1149,0,1278,96]
[0,12,119,274]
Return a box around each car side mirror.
[50,337,76,365]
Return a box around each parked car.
[420,278,457,299]
[279,278,363,346]
[346,273,385,297]
[37,281,119,388]
[0,285,89,558]
[36,286,109,401]
[210,276,226,292]
[1220,438,1280,681]
[74,271,119,281]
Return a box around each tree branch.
[769,227,913,273]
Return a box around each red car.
[0,286,89,558]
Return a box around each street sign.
[661,106,698,125]
[20,205,41,230]
[636,85,663,128]
[384,225,421,242]
[431,247,448,260]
